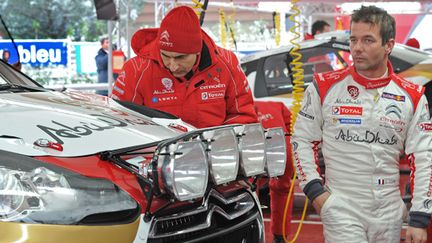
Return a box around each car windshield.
[0,60,42,88]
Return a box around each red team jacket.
[111,28,257,128]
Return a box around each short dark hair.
[351,5,395,45]
[312,20,330,36]
[100,37,109,45]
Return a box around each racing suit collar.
[350,61,394,89]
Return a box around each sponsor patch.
[199,83,226,90]
[161,78,173,91]
[385,104,402,119]
[299,110,314,120]
[201,91,225,100]
[381,92,405,102]
[335,98,362,105]
[338,118,362,124]
[347,85,359,99]
[158,96,178,102]
[419,123,432,131]
[332,106,363,115]
[335,129,397,145]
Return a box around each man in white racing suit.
[292,5,432,243]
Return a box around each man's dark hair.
[312,20,330,36]
[351,5,395,45]
[100,37,109,45]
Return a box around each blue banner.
[0,40,68,66]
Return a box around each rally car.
[241,30,432,109]
[0,57,290,242]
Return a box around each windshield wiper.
[0,83,47,92]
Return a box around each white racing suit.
[292,63,432,242]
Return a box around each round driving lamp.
[202,128,239,185]
[265,127,287,177]
[157,141,208,201]
[236,124,266,177]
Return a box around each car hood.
[0,91,184,157]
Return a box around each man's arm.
[221,50,257,125]
[110,58,144,104]
[291,82,326,205]
[405,95,432,229]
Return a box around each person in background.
[304,20,331,40]
[95,37,110,96]
[111,6,257,128]
[406,38,420,49]
[2,49,21,70]
[255,101,294,243]
[2,49,10,62]
[293,5,432,243]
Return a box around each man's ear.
[386,38,395,54]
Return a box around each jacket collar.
[350,61,394,89]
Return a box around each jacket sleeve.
[222,50,258,125]
[405,94,432,228]
[110,58,144,104]
[291,81,325,202]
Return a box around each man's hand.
[311,191,330,215]
[406,226,427,243]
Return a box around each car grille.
[147,189,263,243]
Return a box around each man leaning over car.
[111,6,257,128]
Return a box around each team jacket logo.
[332,106,363,115]
[162,78,173,91]
[159,30,173,48]
[347,85,359,99]
[382,92,405,102]
[385,104,402,119]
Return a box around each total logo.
[332,106,363,116]
[201,91,225,100]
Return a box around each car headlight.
[202,128,239,185]
[265,128,287,177]
[0,152,138,224]
[157,141,208,201]
[236,124,266,177]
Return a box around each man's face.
[2,51,10,62]
[160,50,198,78]
[102,39,110,51]
[349,21,394,78]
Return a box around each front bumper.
[0,216,140,243]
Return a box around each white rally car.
[0,56,289,242]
